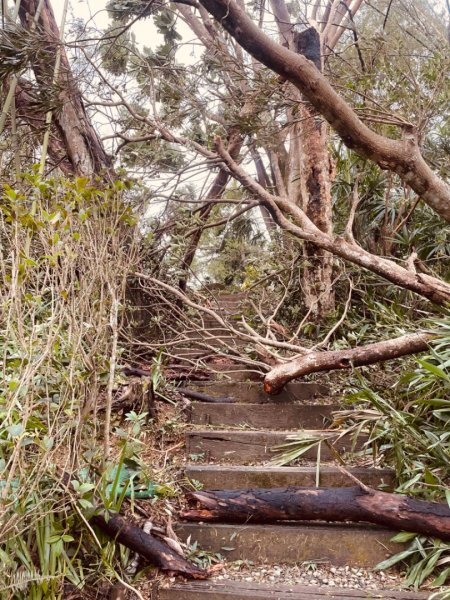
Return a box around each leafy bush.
[0,173,139,598]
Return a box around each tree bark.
[198,0,450,223]
[297,104,335,317]
[19,0,111,177]
[264,331,433,394]
[293,28,334,317]
[92,512,207,578]
[269,2,335,317]
[182,486,450,541]
[14,78,75,175]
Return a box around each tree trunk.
[19,0,111,177]
[264,331,433,394]
[296,101,335,317]
[292,28,334,317]
[269,4,335,317]
[182,486,450,541]
[14,78,74,175]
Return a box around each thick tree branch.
[214,137,450,306]
[198,0,450,222]
[264,332,433,394]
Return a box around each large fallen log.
[92,512,208,579]
[264,332,433,394]
[182,487,450,541]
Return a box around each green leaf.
[431,566,450,587]
[374,547,417,570]
[446,489,450,509]
[418,360,450,382]
[77,483,95,495]
[390,531,417,543]
[48,535,62,543]
[7,423,24,437]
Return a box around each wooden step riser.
[186,431,362,464]
[190,403,338,430]
[176,523,402,568]
[204,366,263,381]
[185,329,242,339]
[160,581,428,599]
[189,382,329,403]
[185,465,395,490]
[168,362,264,381]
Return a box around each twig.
[334,463,372,494]
[343,177,361,243]
[104,286,119,465]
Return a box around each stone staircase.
[159,294,428,599]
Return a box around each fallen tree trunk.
[92,512,207,579]
[264,332,433,394]
[182,487,450,541]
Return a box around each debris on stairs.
[159,293,430,599]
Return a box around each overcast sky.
[50,0,195,57]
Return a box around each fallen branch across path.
[92,512,208,579]
[264,332,433,394]
[182,487,450,541]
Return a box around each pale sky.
[50,0,198,61]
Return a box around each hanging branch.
[197,0,450,222]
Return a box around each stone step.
[159,580,428,599]
[189,381,329,403]
[185,465,395,490]
[185,430,363,464]
[175,523,402,568]
[190,403,339,430]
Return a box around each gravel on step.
[210,562,412,592]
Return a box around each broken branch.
[264,332,433,394]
